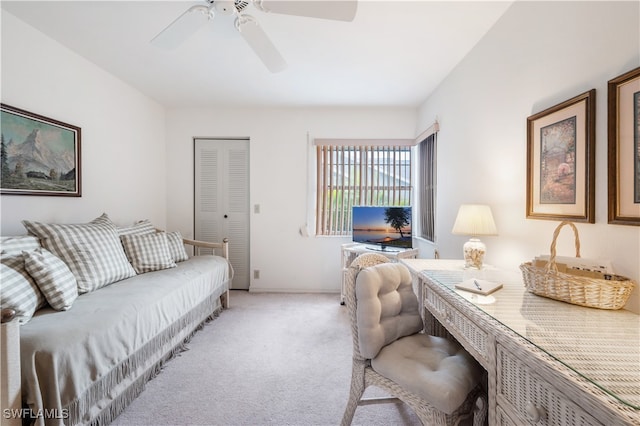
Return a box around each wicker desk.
[400,259,640,426]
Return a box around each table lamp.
[451,204,498,269]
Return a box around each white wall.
[4,2,638,310]
[165,107,417,293]
[416,1,640,312]
[1,12,167,235]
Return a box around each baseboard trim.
[247,288,340,295]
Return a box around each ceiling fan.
[151,0,358,73]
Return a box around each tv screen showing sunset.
[352,206,412,249]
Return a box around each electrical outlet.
[253,270,260,279]
[254,204,260,214]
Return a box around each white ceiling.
[1,1,513,108]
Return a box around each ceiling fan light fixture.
[214,0,237,15]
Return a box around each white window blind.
[315,141,413,236]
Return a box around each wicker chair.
[341,253,487,426]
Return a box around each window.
[315,142,412,236]
[417,132,437,242]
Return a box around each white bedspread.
[20,255,229,426]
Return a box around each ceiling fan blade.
[255,0,357,22]
[235,15,287,73]
[151,5,212,50]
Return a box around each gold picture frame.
[608,66,640,226]
[526,90,596,223]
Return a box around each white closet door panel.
[198,148,219,213]
[224,144,249,288]
[195,139,249,289]
[228,148,249,213]
[194,144,221,255]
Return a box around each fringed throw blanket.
[20,255,230,426]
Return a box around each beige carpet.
[110,290,420,426]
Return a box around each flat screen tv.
[352,206,412,251]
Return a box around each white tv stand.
[340,243,418,304]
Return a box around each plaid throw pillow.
[120,232,176,274]
[0,235,41,255]
[0,253,46,323]
[117,219,156,237]
[24,248,78,311]
[22,214,136,293]
[165,231,189,262]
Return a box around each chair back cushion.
[356,262,422,359]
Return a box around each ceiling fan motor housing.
[213,0,237,15]
[153,0,357,73]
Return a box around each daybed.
[0,214,231,426]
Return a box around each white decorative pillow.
[22,214,137,294]
[23,248,78,311]
[0,235,41,255]
[117,219,156,237]
[165,231,189,262]
[0,253,47,323]
[120,232,176,274]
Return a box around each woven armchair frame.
[341,253,487,426]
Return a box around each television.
[352,206,412,251]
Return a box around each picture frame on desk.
[608,66,640,226]
[526,90,596,223]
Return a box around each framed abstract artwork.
[608,66,640,226]
[0,104,81,196]
[526,89,596,223]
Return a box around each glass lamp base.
[463,238,486,269]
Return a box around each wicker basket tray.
[519,221,635,310]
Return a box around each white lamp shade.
[451,204,498,236]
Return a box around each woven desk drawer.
[496,405,520,426]
[497,343,601,426]
[424,287,489,367]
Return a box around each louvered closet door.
[195,138,249,290]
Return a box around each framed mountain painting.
[0,104,81,196]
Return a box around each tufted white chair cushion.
[372,333,482,414]
[355,262,423,359]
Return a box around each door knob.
[224,215,228,218]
